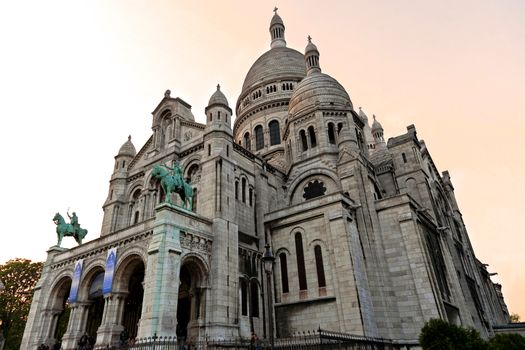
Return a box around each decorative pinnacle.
[164,89,171,98]
[307,35,312,43]
[217,84,221,90]
[273,6,278,14]
[373,114,376,120]
[128,135,131,141]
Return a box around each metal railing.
[84,329,417,350]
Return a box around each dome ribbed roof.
[208,84,229,107]
[288,73,352,116]
[240,47,306,97]
[372,115,383,131]
[118,136,136,157]
[270,13,284,26]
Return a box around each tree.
[419,318,487,350]
[488,333,525,350]
[0,258,43,350]
[510,313,520,323]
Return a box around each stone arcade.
[22,10,509,349]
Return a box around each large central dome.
[240,47,305,96]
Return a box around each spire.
[305,36,321,75]
[372,115,385,145]
[269,8,286,48]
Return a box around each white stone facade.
[22,10,509,349]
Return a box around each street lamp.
[262,244,275,349]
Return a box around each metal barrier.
[82,329,416,350]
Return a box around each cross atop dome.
[273,6,278,14]
[308,35,312,43]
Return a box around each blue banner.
[102,248,117,294]
[68,259,83,303]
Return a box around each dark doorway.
[122,263,145,339]
[176,265,191,340]
[86,272,105,339]
[53,278,72,342]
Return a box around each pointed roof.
[208,84,229,107]
[117,135,136,157]
[372,115,383,132]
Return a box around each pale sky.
[0,0,523,319]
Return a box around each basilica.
[22,10,509,349]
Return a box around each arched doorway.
[176,265,192,340]
[176,256,208,341]
[46,276,72,343]
[85,271,105,339]
[122,262,144,339]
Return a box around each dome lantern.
[269,7,286,49]
[305,36,321,75]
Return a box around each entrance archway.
[176,256,208,341]
[122,262,144,339]
[85,271,105,339]
[46,276,72,343]
[176,265,191,340]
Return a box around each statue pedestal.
[138,204,183,339]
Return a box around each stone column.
[96,292,128,346]
[61,301,90,349]
[137,203,182,339]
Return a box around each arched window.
[241,280,248,316]
[249,188,253,206]
[279,253,289,293]
[314,245,326,288]
[244,132,251,150]
[209,113,212,122]
[242,178,246,203]
[328,123,336,144]
[402,153,407,163]
[208,144,211,156]
[250,281,259,317]
[300,130,308,151]
[255,125,264,150]
[133,211,139,225]
[295,233,307,290]
[303,180,327,200]
[308,126,317,148]
[269,120,281,145]
[235,181,239,200]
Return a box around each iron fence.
[84,329,417,350]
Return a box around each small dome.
[208,84,229,107]
[118,135,136,157]
[372,115,383,132]
[270,13,284,26]
[358,107,369,123]
[288,73,353,117]
[305,38,318,55]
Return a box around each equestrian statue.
[53,211,88,246]
[151,162,193,210]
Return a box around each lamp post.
[262,244,275,349]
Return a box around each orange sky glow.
[0,0,523,320]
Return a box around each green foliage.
[419,318,487,350]
[0,258,43,350]
[488,333,525,350]
[510,313,521,323]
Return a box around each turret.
[101,136,136,236]
[305,35,321,75]
[205,84,232,139]
[269,7,286,48]
[113,135,136,174]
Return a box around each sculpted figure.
[151,162,193,210]
[53,211,88,246]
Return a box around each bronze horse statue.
[53,212,88,246]
[151,163,193,210]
